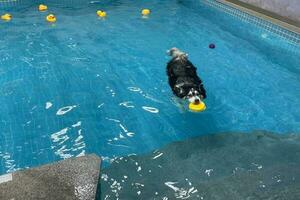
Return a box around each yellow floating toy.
[38,4,48,12]
[97,10,106,18]
[46,14,56,23]
[189,101,206,112]
[1,13,12,21]
[141,9,150,16]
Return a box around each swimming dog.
[166,47,206,104]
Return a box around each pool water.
[0,0,299,174]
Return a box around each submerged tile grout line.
[0,0,18,6]
[202,0,300,47]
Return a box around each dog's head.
[186,88,203,104]
[167,47,188,60]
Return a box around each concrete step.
[0,154,101,200]
[100,131,300,199]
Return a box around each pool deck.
[0,154,101,200]
[217,0,300,34]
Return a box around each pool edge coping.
[216,0,300,35]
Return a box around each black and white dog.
[166,47,206,104]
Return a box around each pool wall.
[0,0,87,8]
[203,0,300,49]
[0,0,20,8]
[237,0,300,24]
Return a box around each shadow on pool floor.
[99,131,300,199]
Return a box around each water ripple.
[51,123,86,159]
[56,105,77,116]
[142,106,159,113]
[119,101,134,108]
[45,102,53,109]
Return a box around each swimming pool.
[0,0,299,174]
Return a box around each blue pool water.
[0,0,299,174]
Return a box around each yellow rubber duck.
[1,13,12,21]
[141,9,150,16]
[46,14,56,23]
[97,10,106,18]
[189,101,206,112]
[39,4,48,12]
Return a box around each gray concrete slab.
[0,154,101,200]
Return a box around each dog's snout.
[194,99,200,104]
